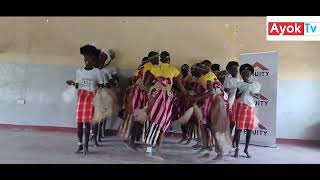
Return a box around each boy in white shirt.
[72,45,103,155]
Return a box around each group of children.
[174,60,261,159]
[69,45,262,161]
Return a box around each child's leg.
[92,122,100,147]
[234,129,242,158]
[244,129,252,158]
[84,122,91,155]
[75,122,84,153]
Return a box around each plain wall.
[0,17,319,140]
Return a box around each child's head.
[181,64,189,76]
[80,45,100,68]
[201,60,212,68]
[160,51,170,63]
[239,64,254,82]
[226,61,239,77]
[218,70,228,84]
[142,57,149,65]
[193,63,206,77]
[98,50,107,68]
[148,51,159,65]
[211,64,220,72]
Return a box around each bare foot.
[177,138,187,144]
[83,146,88,156]
[125,142,138,152]
[146,152,164,161]
[151,155,164,161]
[192,144,201,150]
[197,147,208,153]
[184,138,192,145]
[213,154,224,161]
[227,149,234,155]
[234,148,239,158]
[198,153,210,159]
[244,150,252,158]
[74,145,83,154]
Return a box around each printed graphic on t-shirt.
[80,78,93,88]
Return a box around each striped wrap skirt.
[76,89,95,123]
[236,103,255,130]
[143,89,174,146]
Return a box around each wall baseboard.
[0,124,77,133]
[1,124,319,147]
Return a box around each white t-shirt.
[237,81,261,108]
[223,74,242,109]
[75,68,103,92]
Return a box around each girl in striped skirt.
[72,45,103,155]
[234,63,261,158]
[191,63,232,160]
[193,63,218,153]
[143,51,189,160]
[118,53,159,150]
[197,64,217,151]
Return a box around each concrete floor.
[0,129,319,164]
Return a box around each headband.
[148,54,159,60]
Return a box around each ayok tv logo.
[267,16,320,41]
[252,62,269,77]
[268,22,318,36]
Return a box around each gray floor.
[1,129,319,164]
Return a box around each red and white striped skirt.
[122,85,148,111]
[143,89,174,146]
[121,86,132,109]
[148,89,174,132]
[236,103,255,130]
[76,89,95,123]
[226,99,239,123]
[200,94,216,125]
[131,85,148,110]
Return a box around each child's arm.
[74,70,80,89]
[66,80,75,86]
[249,81,262,99]
[97,70,104,89]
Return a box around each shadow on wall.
[305,122,320,140]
